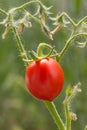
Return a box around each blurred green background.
[0,0,87,130]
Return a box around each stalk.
[44,101,65,130]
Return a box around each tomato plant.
[25,58,64,101]
[0,0,87,129]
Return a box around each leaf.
[76,41,87,48]
[41,4,53,16]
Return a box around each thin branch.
[59,33,87,60]
[14,0,41,11]
[12,26,28,66]
[44,101,65,130]
[0,8,8,15]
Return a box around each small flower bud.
[17,23,24,33]
[66,85,72,97]
[2,24,10,39]
[70,112,77,121]
[51,23,63,35]
[24,21,32,28]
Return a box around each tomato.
[25,58,64,101]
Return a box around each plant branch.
[23,9,41,24]
[0,8,8,15]
[44,101,65,130]
[59,33,87,60]
[14,0,41,11]
[37,43,57,56]
[77,16,87,26]
[56,13,87,30]
[12,26,28,66]
[57,12,76,27]
[64,100,71,130]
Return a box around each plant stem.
[64,100,71,130]
[0,8,8,15]
[15,0,41,11]
[44,101,65,130]
[77,16,87,26]
[59,33,87,60]
[23,9,41,24]
[12,26,28,66]
[58,12,76,27]
[84,125,87,130]
[37,43,57,56]
[28,12,41,24]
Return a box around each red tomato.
[25,58,64,101]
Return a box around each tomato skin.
[25,58,64,101]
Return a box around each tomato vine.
[0,0,87,130]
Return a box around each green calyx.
[28,43,60,62]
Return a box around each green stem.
[28,12,41,24]
[77,16,87,26]
[37,43,57,56]
[84,125,87,130]
[44,101,65,130]
[15,0,41,11]
[58,12,76,27]
[23,9,41,24]
[12,26,28,66]
[0,8,8,15]
[59,33,87,60]
[64,100,71,130]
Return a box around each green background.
[0,0,87,130]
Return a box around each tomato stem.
[13,0,41,11]
[56,12,76,27]
[63,82,81,130]
[84,125,87,130]
[44,101,65,130]
[59,33,87,60]
[0,8,8,15]
[29,50,40,61]
[76,16,87,26]
[23,9,41,25]
[64,100,71,130]
[37,43,55,56]
[37,43,59,60]
[12,26,29,66]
